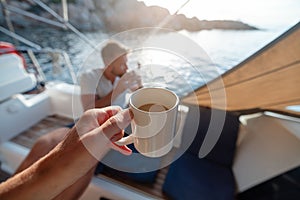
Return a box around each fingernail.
[110,134,119,142]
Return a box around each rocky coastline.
[0,0,257,32]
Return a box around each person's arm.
[80,70,117,111]
[80,71,142,111]
[0,107,132,200]
[81,92,114,111]
[80,70,115,111]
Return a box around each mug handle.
[114,134,134,146]
[173,105,189,148]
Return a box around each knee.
[35,127,70,150]
[33,136,56,153]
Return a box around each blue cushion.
[122,144,159,183]
[116,168,158,183]
[97,163,158,183]
[163,106,239,199]
[96,143,159,183]
[183,106,239,167]
[163,152,235,200]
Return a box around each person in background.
[80,40,142,111]
[0,107,133,200]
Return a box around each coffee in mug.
[138,103,169,112]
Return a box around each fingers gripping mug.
[115,87,180,157]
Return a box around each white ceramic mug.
[115,87,179,157]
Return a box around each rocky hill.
[0,0,257,32]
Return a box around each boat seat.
[0,54,49,143]
[0,54,36,102]
[233,113,300,192]
[163,106,240,200]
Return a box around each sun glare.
[138,0,300,28]
[138,0,250,19]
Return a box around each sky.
[138,0,300,30]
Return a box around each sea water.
[59,25,295,97]
[0,23,296,97]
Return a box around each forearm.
[0,128,110,200]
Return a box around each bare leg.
[15,127,70,174]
